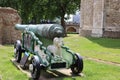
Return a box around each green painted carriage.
[14,24,83,80]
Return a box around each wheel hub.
[29,64,34,72]
[14,48,16,54]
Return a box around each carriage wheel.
[14,40,22,63]
[71,53,83,74]
[30,56,41,80]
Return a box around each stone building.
[65,11,80,33]
[66,22,79,33]
[80,0,120,38]
[0,7,21,44]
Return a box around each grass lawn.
[64,34,120,63]
[60,59,120,80]
[0,34,120,80]
[0,45,28,80]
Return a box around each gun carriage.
[14,24,83,80]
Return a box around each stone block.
[0,7,21,44]
[80,0,120,38]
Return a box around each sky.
[65,11,80,23]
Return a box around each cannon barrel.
[15,24,64,39]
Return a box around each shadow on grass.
[86,37,120,49]
[28,70,81,80]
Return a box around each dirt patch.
[84,56,120,66]
[0,75,2,80]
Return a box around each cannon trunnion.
[14,24,83,80]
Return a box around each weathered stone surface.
[0,7,21,44]
[0,19,3,44]
[66,23,79,33]
[91,0,105,37]
[80,0,120,38]
[80,0,94,32]
[80,0,94,36]
[104,0,120,38]
[105,0,120,30]
[103,0,120,35]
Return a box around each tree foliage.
[47,0,80,34]
[0,0,80,34]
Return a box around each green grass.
[60,59,120,80]
[0,34,120,80]
[0,45,28,80]
[64,34,120,63]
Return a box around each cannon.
[15,24,64,39]
[14,24,83,80]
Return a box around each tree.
[0,0,45,23]
[0,0,80,35]
[0,0,19,9]
[44,0,80,35]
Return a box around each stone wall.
[0,7,21,44]
[80,0,93,36]
[80,0,120,38]
[66,23,79,33]
[91,0,105,37]
[103,0,120,38]
[0,20,3,44]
